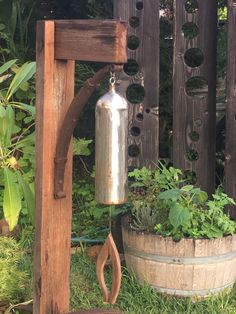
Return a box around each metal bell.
[95,80,128,205]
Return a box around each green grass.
[2,244,236,314]
[70,252,236,314]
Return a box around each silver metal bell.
[95,82,128,205]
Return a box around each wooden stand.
[34,20,127,314]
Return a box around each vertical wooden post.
[225,0,236,217]
[173,0,217,195]
[34,21,75,314]
[114,0,159,168]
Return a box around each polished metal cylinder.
[95,85,128,204]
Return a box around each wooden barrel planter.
[122,216,236,298]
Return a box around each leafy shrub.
[157,186,236,240]
[0,60,36,230]
[128,164,182,232]
[129,165,236,240]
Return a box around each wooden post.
[225,0,236,217]
[34,21,75,314]
[34,20,127,314]
[114,0,160,168]
[173,0,217,195]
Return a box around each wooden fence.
[115,0,236,211]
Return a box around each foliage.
[129,165,236,240]
[128,164,182,232]
[0,60,93,230]
[0,236,30,305]
[0,0,35,62]
[0,60,35,230]
[72,181,126,240]
[157,186,236,240]
[70,251,236,314]
[73,138,92,157]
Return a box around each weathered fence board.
[173,0,217,195]
[225,0,236,217]
[114,0,159,168]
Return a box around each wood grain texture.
[225,1,236,217]
[122,218,236,298]
[173,0,217,195]
[114,0,159,168]
[54,20,127,63]
[34,21,75,314]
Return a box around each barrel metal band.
[151,281,235,297]
[124,243,236,265]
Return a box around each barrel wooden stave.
[122,221,236,297]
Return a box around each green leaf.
[10,101,35,115]
[5,105,14,145]
[193,191,208,204]
[159,189,181,201]
[130,182,145,188]
[13,132,35,150]
[73,138,92,156]
[19,81,29,92]
[3,168,21,231]
[0,23,5,30]
[6,62,36,100]
[16,172,35,225]
[181,185,194,192]
[169,203,190,229]
[0,106,14,145]
[0,59,17,76]
[0,106,6,118]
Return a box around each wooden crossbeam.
[54,20,127,63]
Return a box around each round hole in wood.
[185,76,208,99]
[127,35,140,50]
[124,59,139,76]
[128,145,140,157]
[184,48,204,68]
[136,1,143,10]
[131,126,141,136]
[136,113,144,121]
[189,131,199,141]
[186,149,199,161]
[129,16,140,28]
[182,22,199,39]
[145,108,150,113]
[126,84,145,104]
[183,170,197,184]
[185,0,198,13]
[194,119,202,127]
